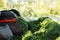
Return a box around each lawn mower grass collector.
[0,9,23,40]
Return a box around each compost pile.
[12,17,60,40]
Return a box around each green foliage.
[27,21,40,33]
[43,22,60,40]
[40,18,52,27]
[27,17,49,33]
[22,17,60,40]
[24,35,41,40]
[22,31,33,40]
[12,36,21,40]
[18,17,28,33]
[11,17,60,40]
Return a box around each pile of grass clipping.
[12,17,60,40]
